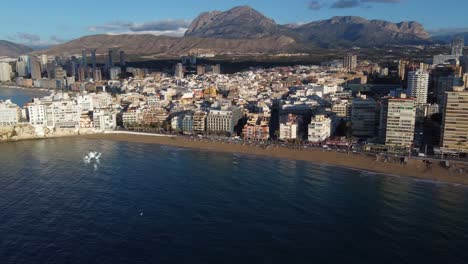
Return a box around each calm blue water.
[1,138,468,263]
[0,86,49,106]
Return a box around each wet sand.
[82,133,468,186]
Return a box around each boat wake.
[84,151,102,171]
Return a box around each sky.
[1,0,467,47]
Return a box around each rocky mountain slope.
[185,6,279,39]
[38,6,433,57]
[289,16,431,47]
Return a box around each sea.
[0,86,49,107]
[1,88,468,263]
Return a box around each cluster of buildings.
[0,36,467,155]
[0,49,136,90]
[0,92,119,132]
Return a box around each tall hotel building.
[351,95,377,138]
[407,70,429,106]
[451,35,464,57]
[440,86,468,152]
[343,54,357,71]
[380,95,416,148]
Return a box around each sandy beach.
[82,133,468,186]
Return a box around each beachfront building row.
[27,100,82,128]
[123,107,244,136]
[170,111,207,135]
[25,93,117,131]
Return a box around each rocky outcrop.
[185,6,278,39]
[0,124,99,142]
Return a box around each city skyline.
[1,0,467,47]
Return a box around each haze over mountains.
[0,6,464,58]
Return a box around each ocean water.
[0,137,468,264]
[0,86,49,106]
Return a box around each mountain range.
[0,40,33,58]
[0,6,463,58]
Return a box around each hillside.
[37,34,297,57]
[0,40,33,58]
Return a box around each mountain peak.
[185,5,278,39]
[329,16,368,24]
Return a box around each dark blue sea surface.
[0,86,49,106]
[1,138,468,264]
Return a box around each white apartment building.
[27,102,47,126]
[122,110,139,126]
[93,109,117,131]
[171,115,183,131]
[27,100,81,128]
[407,70,429,106]
[50,101,81,128]
[77,93,113,112]
[308,115,336,143]
[279,114,300,140]
[77,95,93,112]
[0,100,20,126]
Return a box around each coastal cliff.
[0,124,98,142]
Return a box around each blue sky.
[1,0,467,46]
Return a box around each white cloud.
[6,32,67,48]
[87,19,191,37]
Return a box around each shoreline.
[0,84,50,92]
[81,133,468,186]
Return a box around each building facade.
[441,87,468,152]
[351,95,377,138]
[308,114,336,143]
[193,111,207,134]
[0,62,12,82]
[407,70,429,106]
[343,54,357,71]
[381,96,416,148]
[207,108,242,135]
[0,100,20,126]
[279,114,300,140]
[242,115,269,141]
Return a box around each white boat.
[84,151,102,164]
